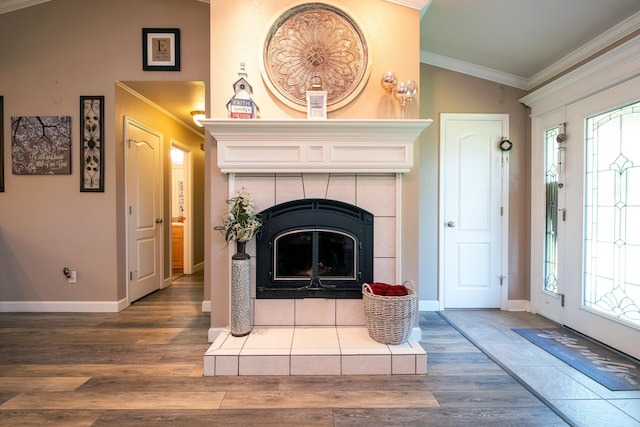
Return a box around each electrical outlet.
[68,271,77,284]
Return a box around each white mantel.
[201,119,432,174]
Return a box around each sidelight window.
[544,126,560,294]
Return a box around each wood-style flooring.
[0,272,567,426]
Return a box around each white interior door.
[125,117,163,303]
[440,114,509,309]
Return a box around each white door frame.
[170,139,194,274]
[124,116,164,303]
[438,113,510,310]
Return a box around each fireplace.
[202,119,431,376]
[201,118,432,328]
[256,198,373,299]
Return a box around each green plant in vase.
[214,188,262,259]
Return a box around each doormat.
[513,327,640,391]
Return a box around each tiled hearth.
[203,119,432,376]
[204,326,426,376]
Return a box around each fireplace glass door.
[275,229,356,281]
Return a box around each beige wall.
[208,0,422,327]
[0,0,208,305]
[0,0,532,316]
[418,64,531,301]
[209,0,420,119]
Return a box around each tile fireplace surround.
[202,119,432,376]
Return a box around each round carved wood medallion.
[260,2,371,112]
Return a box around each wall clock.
[260,2,371,113]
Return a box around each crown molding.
[420,51,530,90]
[420,11,640,92]
[520,35,640,116]
[116,82,205,138]
[384,0,431,11]
[528,10,640,88]
[0,0,51,14]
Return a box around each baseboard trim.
[507,300,530,312]
[410,326,422,341]
[0,299,128,313]
[419,299,530,312]
[208,327,226,343]
[419,300,440,311]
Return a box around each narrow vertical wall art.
[80,96,104,192]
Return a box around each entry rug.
[513,327,640,391]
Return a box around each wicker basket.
[362,280,416,345]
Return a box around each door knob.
[155,218,163,224]
[447,221,456,228]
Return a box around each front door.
[125,117,163,303]
[561,78,640,359]
[440,114,509,309]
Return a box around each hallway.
[0,271,599,425]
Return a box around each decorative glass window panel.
[584,100,640,327]
[544,126,560,294]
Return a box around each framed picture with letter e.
[142,28,180,71]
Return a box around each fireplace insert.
[256,199,373,298]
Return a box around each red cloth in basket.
[368,282,409,296]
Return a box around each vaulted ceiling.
[3,0,640,129]
[420,0,640,89]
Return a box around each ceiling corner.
[384,0,432,12]
[0,0,51,14]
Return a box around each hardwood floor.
[0,272,567,426]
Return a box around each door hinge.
[560,293,565,307]
[129,271,133,281]
[500,206,504,216]
[500,275,507,286]
[559,208,566,221]
[129,206,132,215]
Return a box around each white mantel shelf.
[201,118,432,173]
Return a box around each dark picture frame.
[142,28,180,71]
[0,96,4,192]
[11,115,72,175]
[80,96,104,192]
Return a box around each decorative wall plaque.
[11,116,72,175]
[80,96,104,192]
[260,3,371,113]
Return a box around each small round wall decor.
[260,2,371,112]
[499,138,513,152]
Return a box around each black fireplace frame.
[256,199,374,299]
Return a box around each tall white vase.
[230,241,252,336]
